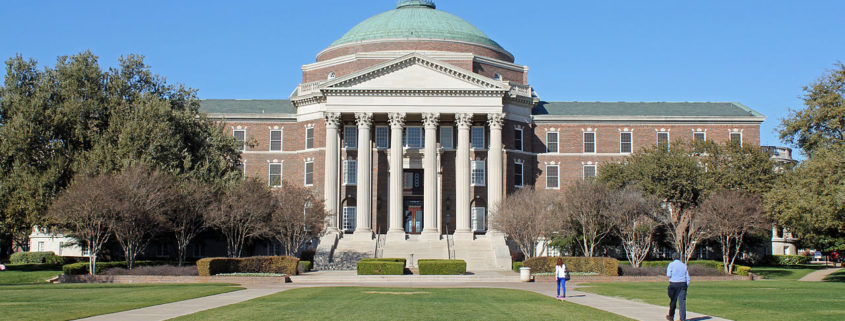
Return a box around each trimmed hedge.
[196,256,299,276]
[298,260,312,273]
[10,252,63,265]
[768,255,812,266]
[512,261,523,272]
[523,257,619,276]
[357,258,406,275]
[418,259,466,275]
[62,261,161,275]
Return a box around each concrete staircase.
[381,235,449,266]
[314,231,376,270]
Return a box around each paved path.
[798,267,842,282]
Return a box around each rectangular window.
[440,126,454,149]
[304,161,314,186]
[546,132,559,153]
[344,126,357,148]
[404,127,423,148]
[37,241,44,252]
[514,128,523,151]
[233,129,246,151]
[268,163,282,187]
[343,160,357,185]
[342,207,356,232]
[471,207,486,232]
[620,132,632,154]
[730,132,742,147]
[471,126,485,149]
[270,130,282,151]
[375,126,389,148]
[514,162,524,188]
[693,132,706,143]
[471,160,486,186]
[657,132,669,149]
[583,132,596,153]
[583,164,597,180]
[305,127,314,149]
[546,165,559,189]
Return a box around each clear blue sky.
[2,0,844,150]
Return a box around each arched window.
[327,71,336,80]
[493,73,502,81]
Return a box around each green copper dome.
[328,1,505,51]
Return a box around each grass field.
[174,287,633,321]
[0,270,62,285]
[579,280,845,321]
[825,268,845,282]
[0,283,241,321]
[750,264,827,280]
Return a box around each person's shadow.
[685,317,714,321]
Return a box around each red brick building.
[202,1,764,270]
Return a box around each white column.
[323,112,341,233]
[422,112,440,239]
[387,112,406,241]
[487,113,505,234]
[354,112,373,239]
[454,113,474,239]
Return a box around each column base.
[421,230,440,241]
[386,229,406,242]
[453,230,474,241]
[325,226,340,235]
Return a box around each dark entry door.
[404,198,423,234]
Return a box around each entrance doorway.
[404,198,423,234]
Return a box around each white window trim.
[342,206,356,232]
[304,160,314,186]
[471,126,486,150]
[269,129,283,151]
[545,164,560,190]
[268,162,283,187]
[404,126,424,149]
[344,126,358,149]
[375,126,389,149]
[583,132,596,154]
[514,161,524,188]
[233,129,246,151]
[546,131,559,153]
[471,207,487,232]
[620,132,633,154]
[730,132,743,147]
[693,131,706,142]
[583,164,597,180]
[343,159,357,186]
[657,132,670,148]
[305,127,314,150]
[471,160,486,186]
[440,126,454,149]
[514,128,523,151]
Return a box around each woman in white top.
[555,258,567,300]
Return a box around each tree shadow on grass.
[823,270,845,282]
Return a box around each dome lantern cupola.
[396,0,436,9]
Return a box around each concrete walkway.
[75,272,732,321]
[798,267,842,282]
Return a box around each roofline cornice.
[205,113,298,121]
[316,38,514,62]
[531,115,767,124]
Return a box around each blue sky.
[2,0,844,150]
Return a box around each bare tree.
[269,181,326,256]
[168,180,214,266]
[205,179,274,257]
[561,180,615,257]
[491,188,560,258]
[111,165,177,269]
[610,186,661,267]
[699,190,768,274]
[49,174,119,275]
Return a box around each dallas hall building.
[200,1,765,270]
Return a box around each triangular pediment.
[322,53,506,91]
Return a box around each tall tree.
[205,179,275,258]
[704,141,777,196]
[610,185,661,267]
[269,181,326,257]
[48,174,119,275]
[561,180,615,257]
[699,190,768,274]
[491,188,560,258]
[168,180,215,266]
[779,63,845,156]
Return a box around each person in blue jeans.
[555,258,567,300]
[666,253,690,321]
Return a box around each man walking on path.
[666,253,690,321]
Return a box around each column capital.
[422,112,440,129]
[388,112,406,128]
[487,113,505,130]
[456,113,474,129]
[355,112,373,128]
[325,112,342,129]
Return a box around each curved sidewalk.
[798,267,842,282]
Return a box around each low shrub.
[522,257,618,276]
[298,261,312,273]
[357,258,405,275]
[102,265,198,276]
[512,261,523,272]
[196,256,300,276]
[10,252,63,265]
[418,259,466,275]
[62,261,164,275]
[766,255,811,266]
[733,265,751,276]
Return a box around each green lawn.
[174,287,633,321]
[825,268,845,282]
[578,280,845,321]
[0,270,62,285]
[750,264,827,280]
[0,283,241,321]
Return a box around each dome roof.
[328,1,505,52]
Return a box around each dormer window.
[327,72,336,80]
[493,73,502,81]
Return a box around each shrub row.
[418,259,466,275]
[196,256,299,276]
[512,261,523,272]
[522,257,619,276]
[631,260,750,276]
[62,261,161,275]
[4,263,63,271]
[298,260,312,273]
[357,258,406,275]
[10,252,64,265]
[767,255,811,266]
